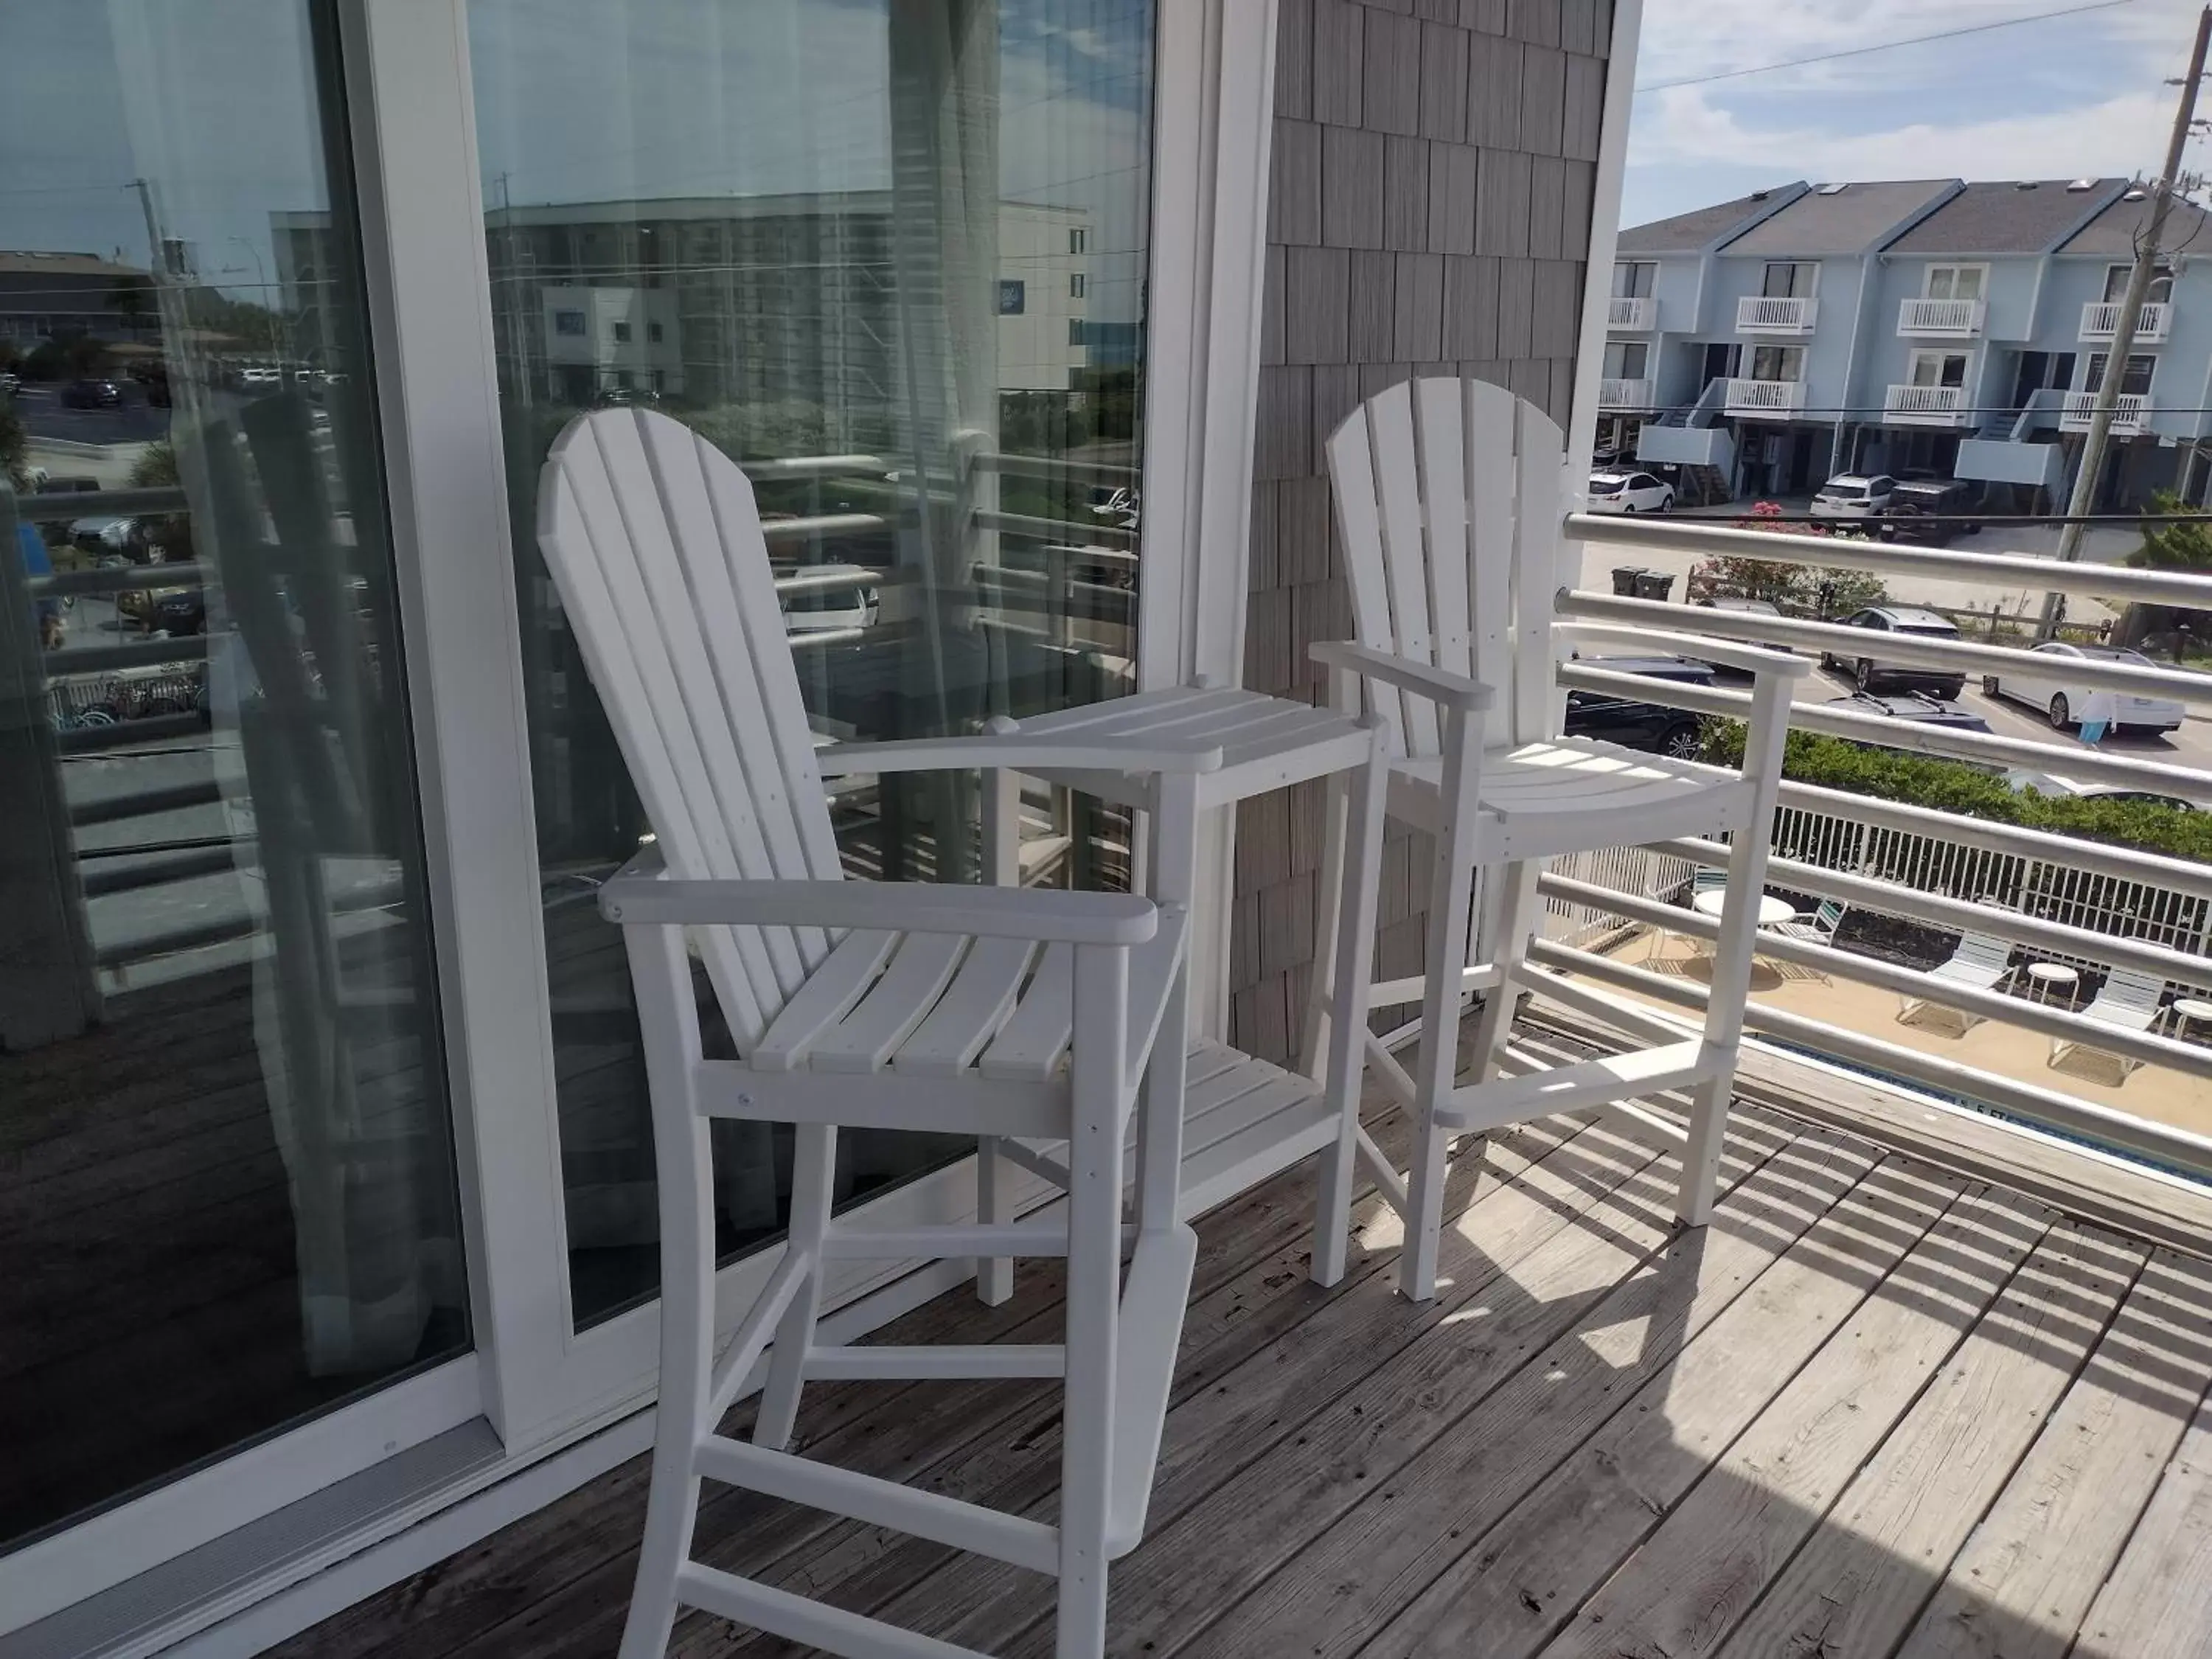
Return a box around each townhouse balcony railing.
[1544,509,2212,1182]
[1896,297,1985,337]
[1723,378,1805,416]
[1598,377,1655,411]
[1606,295,1656,331]
[2059,389,2150,435]
[2079,300,2171,344]
[1735,295,1818,333]
[1882,382,1972,425]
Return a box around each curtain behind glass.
[467,0,1157,1325]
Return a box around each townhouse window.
[1068,316,1085,345]
[1761,261,1816,299]
[1611,260,1656,299]
[1069,226,1088,254]
[2105,263,2174,305]
[553,308,586,335]
[2084,351,2155,396]
[1602,340,1649,378]
[1907,349,1970,388]
[1924,265,1986,302]
[1749,344,1804,381]
[611,320,632,342]
[1070,272,1086,299]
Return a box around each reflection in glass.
[0,1,464,1549]
[466,0,1158,1324]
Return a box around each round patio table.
[1692,888,1794,928]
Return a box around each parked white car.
[1809,473,1896,519]
[1585,470,1673,514]
[1983,641,2184,736]
[777,563,881,636]
[2003,768,2198,813]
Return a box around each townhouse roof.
[1722,179,1958,257]
[1884,178,2126,255]
[0,251,147,279]
[2059,188,2212,256]
[1615,185,1806,254]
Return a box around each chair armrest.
[1309,641,1496,714]
[597,849,1158,946]
[813,729,1223,778]
[1557,621,1810,680]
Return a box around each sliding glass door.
[0,0,465,1556]
[465,0,1161,1329]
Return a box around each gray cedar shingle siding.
[1232,0,1613,1062]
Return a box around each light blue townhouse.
[1605,175,2212,511]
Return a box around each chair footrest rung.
[692,1437,1060,1574]
[1439,1038,1721,1134]
[677,1562,997,1659]
[802,1343,1065,1381]
[821,1222,1068,1261]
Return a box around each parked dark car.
[1819,605,1966,699]
[1824,689,1991,733]
[150,588,206,635]
[60,378,122,409]
[1563,655,1715,760]
[1878,477,1982,543]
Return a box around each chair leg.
[1298,773,1351,1085]
[975,1136,1013,1306]
[754,1123,836,1452]
[1683,844,1767,1228]
[1314,731,1387,1287]
[1467,860,1540,1089]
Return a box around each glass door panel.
[465,0,1160,1326]
[0,0,465,1552]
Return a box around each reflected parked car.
[1983,641,2184,735]
[1585,470,1673,514]
[1820,605,1966,699]
[778,563,882,635]
[60,378,122,409]
[1562,655,1714,759]
[1808,473,1895,520]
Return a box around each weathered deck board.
[271,1105,2212,1659]
[1897,1248,2212,1659]
[1715,1221,2143,1659]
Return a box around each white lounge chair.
[1310,378,1805,1300]
[540,407,1222,1659]
[1897,932,2014,1034]
[1765,897,1845,947]
[2051,967,2168,1083]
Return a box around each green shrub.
[1698,720,2212,862]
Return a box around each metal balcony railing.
[1896,297,1985,336]
[1607,296,1656,331]
[1599,377,1655,411]
[1723,378,1805,415]
[1882,383,1971,425]
[1735,295,1818,333]
[2080,300,2171,344]
[2059,390,2150,434]
[1545,509,2212,1181]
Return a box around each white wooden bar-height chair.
[539,408,1211,1659]
[1312,378,1806,1300]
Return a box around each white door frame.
[0,0,1284,1642]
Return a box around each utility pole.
[2039,2,2212,639]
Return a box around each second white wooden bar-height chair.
[539,408,1218,1659]
[1310,378,1806,1300]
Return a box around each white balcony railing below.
[1883,383,1971,425]
[1599,377,1655,410]
[1736,294,1818,333]
[1896,297,1985,336]
[1607,295,1656,331]
[1724,378,1805,415]
[2059,390,2150,434]
[2079,300,2171,344]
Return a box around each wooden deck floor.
[282,1084,2212,1659]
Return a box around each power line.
[1638,0,2140,94]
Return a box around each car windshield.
[2077,646,2154,665]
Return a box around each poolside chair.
[1310,378,1805,1300]
[540,408,1219,1659]
[1896,932,2014,1034]
[1759,899,1846,983]
[2051,967,2168,1083]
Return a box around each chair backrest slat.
[1327,377,1567,757]
[538,408,843,1050]
[1956,933,2013,970]
[2101,968,2166,1009]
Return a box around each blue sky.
[1621,0,2211,229]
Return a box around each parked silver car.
[1983,641,2184,735]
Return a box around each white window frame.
[2084,349,2157,396]
[1761,260,1818,299]
[0,0,1286,1646]
[1906,347,1972,388]
[1750,344,1805,382]
[1602,338,1649,378]
[1610,258,1655,299]
[2107,261,2174,305]
[1922,262,1987,302]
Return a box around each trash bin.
[1632,570,1676,602]
[1611,566,1647,597]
